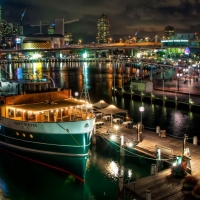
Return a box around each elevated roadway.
[0,42,161,54]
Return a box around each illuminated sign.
[16,38,21,44]
[161,40,188,43]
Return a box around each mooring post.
[156,148,161,171]
[120,135,125,156]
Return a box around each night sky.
[2,0,200,43]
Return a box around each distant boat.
[0,79,95,181]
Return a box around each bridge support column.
[111,48,113,61]
[131,49,134,57]
[6,53,12,61]
[55,51,62,59]
[96,51,99,58]
[151,93,154,104]
[189,103,192,111]
[175,96,178,107]
[163,95,166,107]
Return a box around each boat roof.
[7,98,91,112]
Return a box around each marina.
[93,118,200,199]
[0,61,199,199]
[1,1,200,199]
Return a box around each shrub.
[192,185,200,198]
[182,175,198,190]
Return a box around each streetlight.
[114,125,119,136]
[177,73,182,91]
[183,134,188,156]
[139,106,144,133]
[78,39,82,44]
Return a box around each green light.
[83,52,87,59]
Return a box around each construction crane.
[31,19,79,34]
[134,28,140,36]
[19,7,27,25]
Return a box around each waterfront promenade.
[95,120,200,200]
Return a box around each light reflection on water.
[0,61,199,199]
[10,61,200,138]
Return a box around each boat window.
[16,132,19,136]
[30,134,33,138]
[8,109,14,117]
[16,111,22,117]
[22,133,26,137]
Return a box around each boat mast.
[79,51,91,111]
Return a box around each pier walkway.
[95,120,200,199]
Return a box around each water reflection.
[105,161,119,180]
[4,61,200,138]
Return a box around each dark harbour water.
[0,61,199,199]
[0,141,155,200]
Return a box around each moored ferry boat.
[0,80,95,181]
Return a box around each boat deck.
[3,98,94,123]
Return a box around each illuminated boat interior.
[0,81,95,122]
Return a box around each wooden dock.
[95,120,200,200]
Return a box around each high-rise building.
[55,18,64,36]
[48,25,55,34]
[164,26,174,39]
[96,14,110,44]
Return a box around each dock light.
[114,125,119,136]
[110,135,116,140]
[74,92,79,98]
[139,106,144,133]
[83,52,87,59]
[172,162,177,167]
[127,142,133,147]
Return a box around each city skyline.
[1,0,200,42]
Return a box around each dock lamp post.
[139,106,144,133]
[177,73,182,91]
[183,134,188,156]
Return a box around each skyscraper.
[96,14,110,44]
[164,26,174,39]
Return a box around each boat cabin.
[0,81,95,122]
